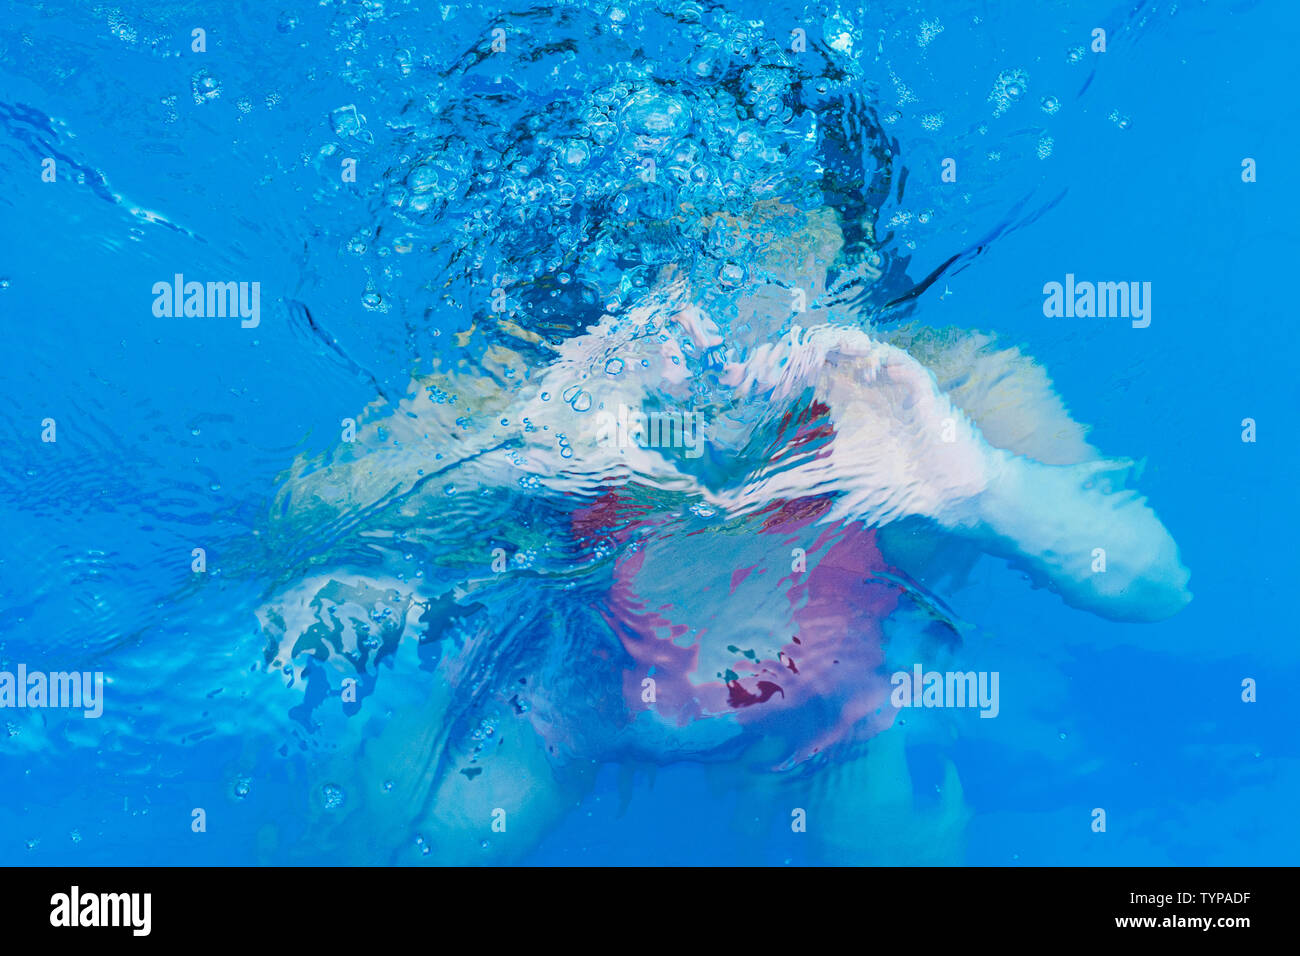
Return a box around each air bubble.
[561,141,591,169]
[330,104,365,138]
[718,262,746,287]
[191,69,221,104]
[620,89,690,139]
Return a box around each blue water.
[1,0,1296,866]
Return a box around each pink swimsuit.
[572,491,904,768]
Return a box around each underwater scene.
[1,0,1296,866]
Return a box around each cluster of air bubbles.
[353,3,855,338]
[355,623,381,651]
[822,12,856,53]
[587,537,617,560]
[1041,96,1061,115]
[160,94,179,123]
[321,784,346,810]
[917,18,944,48]
[989,69,1028,116]
[890,69,919,107]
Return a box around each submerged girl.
[256,196,1189,863]
[249,8,1189,863]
